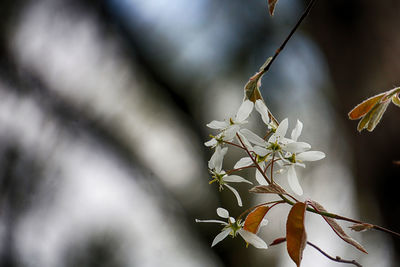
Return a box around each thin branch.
[307,241,362,267]
[223,140,245,149]
[226,165,256,175]
[236,133,272,185]
[260,0,317,75]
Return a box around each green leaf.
[286,202,307,267]
[366,100,390,132]
[392,94,400,107]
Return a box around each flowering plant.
[196,1,400,266]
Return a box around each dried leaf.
[392,94,400,107]
[348,92,386,120]
[270,237,286,246]
[244,57,271,103]
[308,200,367,254]
[286,202,307,267]
[249,183,288,195]
[244,206,269,234]
[268,0,279,16]
[350,223,374,232]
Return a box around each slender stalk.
[223,140,245,149]
[307,241,362,267]
[270,154,275,183]
[236,133,272,185]
[259,0,317,76]
[226,165,256,175]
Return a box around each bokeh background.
[0,0,399,266]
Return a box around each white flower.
[278,120,325,195]
[208,146,252,206]
[195,207,268,249]
[205,100,254,147]
[242,118,311,159]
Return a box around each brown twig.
[260,0,317,76]
[307,241,362,267]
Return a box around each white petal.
[224,175,253,184]
[297,151,326,161]
[291,119,303,141]
[234,157,253,169]
[254,146,268,157]
[211,229,231,247]
[207,120,229,129]
[260,219,269,228]
[287,166,303,195]
[216,207,230,218]
[235,100,254,123]
[204,138,217,147]
[295,162,306,168]
[275,118,288,138]
[228,217,236,224]
[255,99,270,125]
[225,184,243,207]
[208,146,228,172]
[236,131,253,151]
[255,169,268,185]
[285,142,311,153]
[238,229,268,249]
[224,125,241,141]
[195,219,228,225]
[240,129,266,146]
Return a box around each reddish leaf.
[348,92,386,120]
[268,0,279,16]
[249,183,288,195]
[308,200,367,254]
[243,206,269,234]
[286,202,307,267]
[270,237,286,246]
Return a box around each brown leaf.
[270,237,286,246]
[308,200,367,254]
[268,0,279,16]
[349,223,374,232]
[286,202,307,267]
[243,206,269,234]
[244,57,271,103]
[348,92,386,120]
[249,183,288,195]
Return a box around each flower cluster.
[197,99,325,249]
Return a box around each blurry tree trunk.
[307,0,400,260]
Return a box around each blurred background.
[0,0,399,266]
